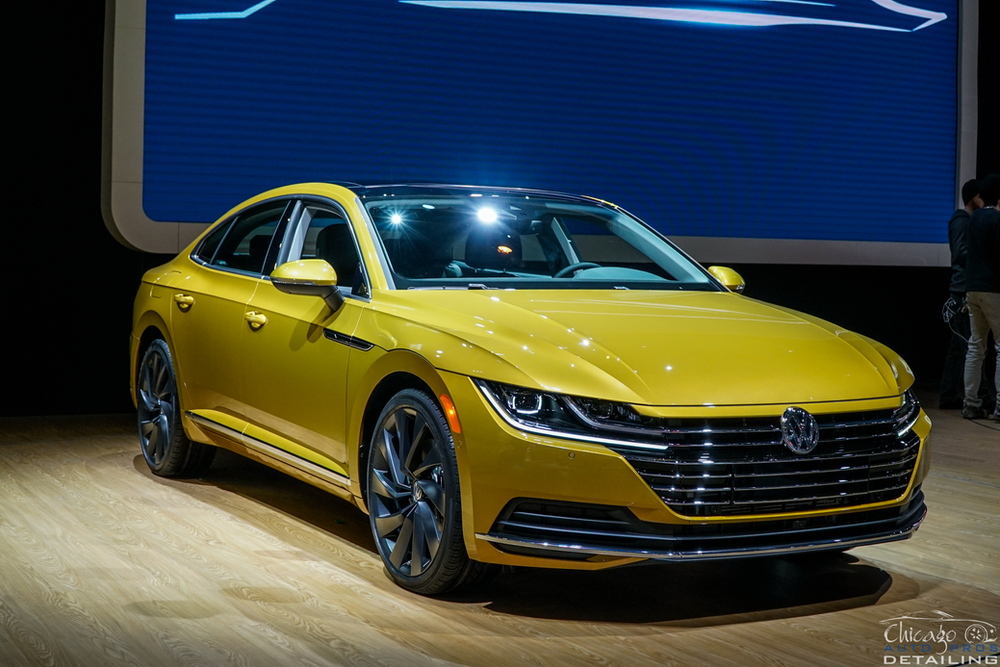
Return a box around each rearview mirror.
[707,266,746,294]
[270,259,344,311]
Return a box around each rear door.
[170,199,293,419]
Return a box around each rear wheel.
[367,389,495,594]
[136,340,216,478]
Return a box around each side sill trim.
[474,507,926,561]
[186,411,351,489]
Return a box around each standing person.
[963,173,1000,421]
[940,179,982,408]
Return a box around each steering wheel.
[553,262,602,278]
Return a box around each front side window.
[206,201,291,276]
[360,187,716,291]
[283,203,367,297]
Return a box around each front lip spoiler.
[475,506,927,562]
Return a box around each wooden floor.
[2,391,998,667]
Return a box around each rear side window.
[199,201,291,275]
[194,220,231,264]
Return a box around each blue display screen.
[144,0,957,243]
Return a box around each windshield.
[360,187,717,291]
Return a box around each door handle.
[173,293,195,309]
[244,311,268,330]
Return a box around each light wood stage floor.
[2,391,998,667]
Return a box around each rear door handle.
[173,293,195,309]
[244,311,267,330]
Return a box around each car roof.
[345,183,611,207]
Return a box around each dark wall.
[4,3,996,417]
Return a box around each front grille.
[607,399,921,517]
[488,490,926,560]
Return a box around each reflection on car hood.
[368,289,904,406]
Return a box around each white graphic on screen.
[175,0,278,20]
[399,0,947,32]
[175,0,947,32]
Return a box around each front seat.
[464,224,522,274]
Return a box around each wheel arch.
[131,311,174,407]
[348,350,454,512]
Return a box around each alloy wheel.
[369,405,448,578]
[137,344,176,467]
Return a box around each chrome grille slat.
[641,471,734,480]
[660,426,781,436]
[654,440,783,448]
[736,463,871,477]
[733,479,869,493]
[608,404,921,517]
[628,443,917,467]
[730,489,874,505]
[820,433,901,443]
[869,453,919,470]
[656,499,735,506]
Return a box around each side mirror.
[707,266,746,294]
[270,259,344,311]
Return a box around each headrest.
[464,224,521,271]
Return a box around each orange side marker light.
[440,394,461,434]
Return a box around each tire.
[366,389,495,595]
[136,340,216,478]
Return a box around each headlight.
[476,380,659,446]
[477,381,583,433]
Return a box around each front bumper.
[441,372,932,569]
[479,489,926,561]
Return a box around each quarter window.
[194,218,232,264]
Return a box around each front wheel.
[367,389,494,594]
[136,340,216,478]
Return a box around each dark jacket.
[966,207,1000,294]
[948,208,970,294]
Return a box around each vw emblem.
[781,406,819,455]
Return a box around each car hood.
[366,289,908,407]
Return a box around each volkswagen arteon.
[131,183,930,594]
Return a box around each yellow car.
[131,183,930,594]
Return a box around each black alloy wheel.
[136,340,215,478]
[367,389,494,594]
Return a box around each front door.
[240,200,370,474]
